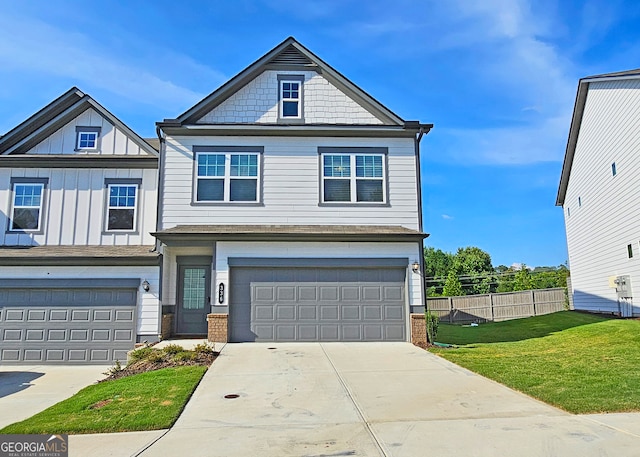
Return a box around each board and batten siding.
[26,108,148,156]
[0,265,160,336]
[564,78,640,315]
[196,70,384,125]
[0,167,157,246]
[160,136,419,230]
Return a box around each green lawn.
[0,366,207,434]
[430,311,640,414]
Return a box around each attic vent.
[269,45,313,66]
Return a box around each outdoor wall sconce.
[141,279,150,292]
[411,261,420,274]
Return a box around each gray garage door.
[230,267,406,342]
[0,279,138,364]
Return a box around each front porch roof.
[0,245,159,266]
[152,224,429,245]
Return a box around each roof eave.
[156,123,432,138]
[0,255,160,267]
[152,231,429,245]
[556,79,589,206]
[0,87,85,152]
[2,90,158,157]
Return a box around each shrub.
[193,342,215,355]
[173,351,198,362]
[146,350,166,363]
[104,360,123,376]
[128,347,155,362]
[162,344,185,355]
[426,312,439,343]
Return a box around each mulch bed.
[102,351,219,382]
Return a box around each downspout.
[154,125,166,336]
[414,126,431,341]
[155,125,165,241]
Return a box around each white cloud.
[427,0,577,165]
[440,113,571,165]
[0,13,221,112]
[442,214,454,220]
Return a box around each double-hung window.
[10,179,47,231]
[75,126,101,151]
[194,146,262,203]
[320,148,387,204]
[278,75,304,120]
[105,179,140,232]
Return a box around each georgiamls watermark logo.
[0,434,68,457]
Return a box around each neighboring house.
[557,69,640,317]
[0,88,160,363]
[154,37,432,342]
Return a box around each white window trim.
[75,126,102,152]
[321,153,387,204]
[9,180,47,233]
[279,79,302,119]
[77,131,98,150]
[106,183,138,232]
[194,151,261,203]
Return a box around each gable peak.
[267,43,314,67]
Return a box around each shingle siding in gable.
[196,70,383,125]
[564,79,640,315]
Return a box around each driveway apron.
[138,343,640,457]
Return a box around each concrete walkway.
[121,342,640,457]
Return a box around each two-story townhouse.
[154,37,432,343]
[557,69,640,317]
[0,88,161,363]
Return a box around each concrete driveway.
[125,342,640,457]
[0,365,109,429]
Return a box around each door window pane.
[182,268,206,310]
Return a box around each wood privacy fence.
[427,288,568,323]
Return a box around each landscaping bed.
[0,343,218,434]
[103,342,218,381]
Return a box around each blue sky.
[1,0,639,268]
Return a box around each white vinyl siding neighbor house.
[557,69,640,317]
[0,88,161,363]
[155,37,431,343]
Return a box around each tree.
[452,246,494,295]
[512,265,533,291]
[424,247,454,296]
[442,269,463,296]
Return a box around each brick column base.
[207,313,228,343]
[161,314,173,340]
[410,313,427,347]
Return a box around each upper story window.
[319,147,388,204]
[193,146,263,204]
[277,75,304,121]
[106,180,140,231]
[75,126,101,151]
[9,179,48,232]
[612,162,617,176]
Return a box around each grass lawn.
[430,311,640,414]
[0,366,207,434]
